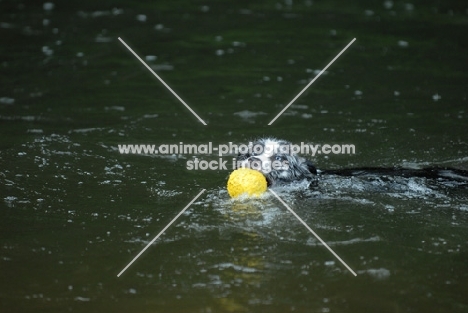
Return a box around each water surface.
[1,1,467,312]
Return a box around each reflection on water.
[1,0,468,312]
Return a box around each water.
[1,1,468,312]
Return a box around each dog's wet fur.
[237,137,468,187]
[237,138,317,186]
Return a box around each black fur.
[237,137,468,187]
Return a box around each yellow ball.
[227,168,267,198]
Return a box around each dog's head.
[236,137,317,186]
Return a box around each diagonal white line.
[268,38,356,125]
[268,189,357,276]
[117,189,206,277]
[118,37,207,126]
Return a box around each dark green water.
[1,1,468,312]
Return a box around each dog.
[236,137,317,186]
[237,137,468,187]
